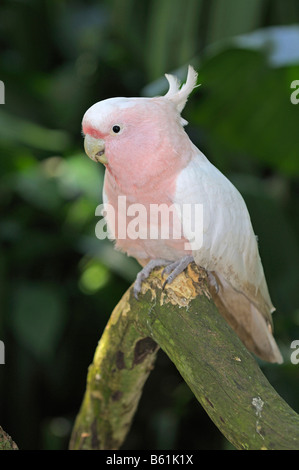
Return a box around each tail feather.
[208,271,283,364]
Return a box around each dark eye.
[112,125,121,134]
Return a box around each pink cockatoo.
[82,66,283,364]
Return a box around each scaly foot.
[134,259,170,299]
[133,256,194,299]
[162,255,194,289]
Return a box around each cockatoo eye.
[112,125,121,134]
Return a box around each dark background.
[0,0,299,450]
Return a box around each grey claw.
[162,261,179,277]
[134,290,139,300]
[162,255,194,289]
[134,256,194,298]
[133,259,170,300]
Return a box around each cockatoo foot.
[134,256,194,299]
[134,259,171,299]
[162,255,194,289]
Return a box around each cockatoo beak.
[84,134,108,164]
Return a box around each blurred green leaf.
[56,154,104,202]
[10,283,67,361]
[13,164,63,211]
[78,236,139,283]
[146,0,203,79]
[207,0,264,44]
[0,110,70,151]
[195,47,299,175]
[79,259,111,294]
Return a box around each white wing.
[174,145,282,363]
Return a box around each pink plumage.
[82,66,283,364]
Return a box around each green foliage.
[10,283,67,361]
[0,0,298,450]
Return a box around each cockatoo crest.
[164,65,198,125]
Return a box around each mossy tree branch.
[0,426,18,450]
[70,264,299,450]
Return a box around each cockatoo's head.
[82,66,198,186]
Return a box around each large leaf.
[193,47,299,176]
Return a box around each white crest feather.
[164,65,198,113]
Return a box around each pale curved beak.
[84,134,108,164]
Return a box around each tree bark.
[0,426,18,450]
[70,263,299,450]
[69,288,159,450]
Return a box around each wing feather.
[174,147,282,363]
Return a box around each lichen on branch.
[0,426,18,450]
[70,264,299,450]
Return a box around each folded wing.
[174,147,283,363]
